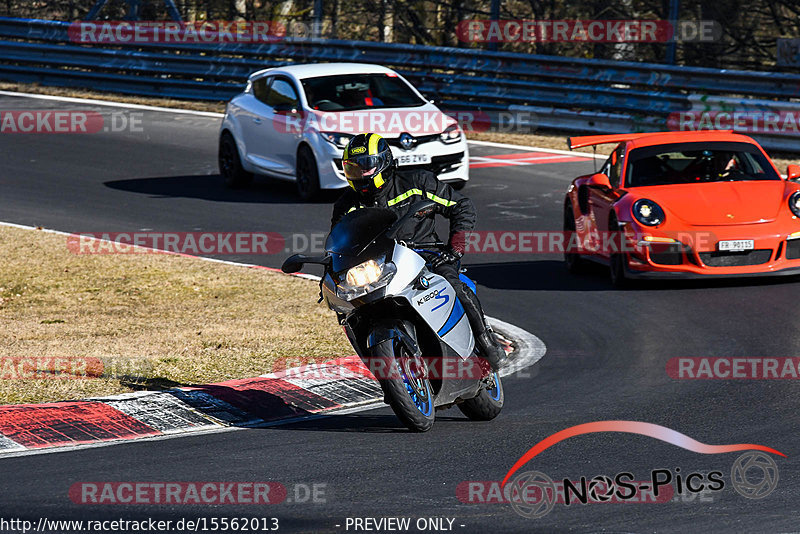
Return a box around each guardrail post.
[488,0,500,52]
[665,0,680,64]
[313,0,323,38]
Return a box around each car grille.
[649,244,684,266]
[698,249,772,267]
[334,151,464,175]
[386,134,440,148]
[785,239,800,260]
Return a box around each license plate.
[396,154,431,166]
[718,239,754,252]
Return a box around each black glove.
[431,247,463,269]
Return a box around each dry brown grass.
[0,225,350,405]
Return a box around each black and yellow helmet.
[342,133,394,196]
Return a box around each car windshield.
[301,73,426,111]
[625,141,780,187]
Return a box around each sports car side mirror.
[586,173,612,189]
[787,164,800,181]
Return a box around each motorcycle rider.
[331,132,506,371]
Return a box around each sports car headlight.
[321,132,353,149]
[336,259,396,301]
[789,191,800,217]
[632,199,665,226]
[440,124,462,144]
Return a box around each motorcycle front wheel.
[372,340,435,432]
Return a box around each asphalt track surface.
[1,94,799,533]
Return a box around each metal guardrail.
[0,17,799,152]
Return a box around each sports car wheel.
[218,133,253,188]
[610,252,629,288]
[608,214,630,288]
[296,146,321,201]
[564,204,589,274]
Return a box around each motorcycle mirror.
[281,254,307,273]
[282,254,331,273]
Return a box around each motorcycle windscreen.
[326,208,397,272]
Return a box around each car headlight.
[336,259,396,301]
[789,191,800,217]
[632,199,665,226]
[321,132,352,149]
[440,124,462,144]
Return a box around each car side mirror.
[787,164,800,181]
[273,102,298,114]
[586,173,612,189]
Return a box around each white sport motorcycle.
[282,201,504,432]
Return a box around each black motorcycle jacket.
[331,168,477,251]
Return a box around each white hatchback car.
[218,63,470,199]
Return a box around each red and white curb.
[0,224,546,457]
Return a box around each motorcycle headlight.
[321,132,353,149]
[346,259,383,286]
[632,199,665,226]
[336,259,396,301]
[789,191,800,217]
[440,124,462,144]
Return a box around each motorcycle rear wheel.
[458,372,504,421]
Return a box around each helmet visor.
[342,151,392,182]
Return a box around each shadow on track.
[104,174,341,204]
[264,413,475,433]
[264,413,408,433]
[465,260,800,292]
[464,260,609,291]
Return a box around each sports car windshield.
[625,141,780,187]
[301,73,426,111]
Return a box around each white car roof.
[249,62,397,81]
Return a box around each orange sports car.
[563,130,800,286]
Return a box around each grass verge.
[0,225,350,405]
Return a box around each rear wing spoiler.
[567,130,735,150]
[567,133,648,150]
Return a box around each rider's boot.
[475,328,506,372]
[456,283,507,372]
